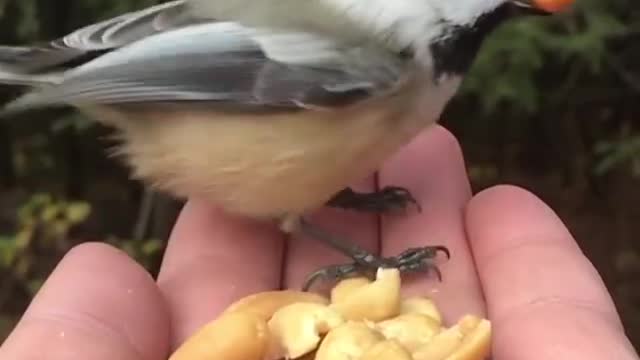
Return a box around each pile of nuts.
[169,268,491,360]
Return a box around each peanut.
[171,267,493,360]
[445,316,492,360]
[267,302,344,359]
[360,340,414,360]
[315,322,384,360]
[376,313,441,352]
[224,290,329,320]
[412,315,491,360]
[400,297,443,325]
[330,277,371,304]
[169,311,269,360]
[330,268,401,322]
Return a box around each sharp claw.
[302,270,326,292]
[435,246,451,259]
[329,186,422,214]
[302,263,363,291]
[431,265,443,282]
[300,231,449,291]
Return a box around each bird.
[0,0,573,290]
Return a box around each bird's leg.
[295,218,449,291]
[327,186,421,213]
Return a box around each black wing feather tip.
[0,0,192,73]
[1,17,406,113]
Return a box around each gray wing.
[0,0,199,73]
[4,22,410,113]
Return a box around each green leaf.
[65,203,92,224]
[41,204,62,223]
[14,230,32,250]
[0,236,17,267]
[142,239,164,255]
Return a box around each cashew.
[331,277,371,304]
[169,311,269,360]
[360,340,413,360]
[400,297,442,325]
[330,268,401,322]
[267,303,344,359]
[376,313,441,352]
[224,290,329,320]
[315,322,384,360]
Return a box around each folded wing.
[0,0,198,73]
[3,22,410,114]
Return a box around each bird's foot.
[296,218,449,291]
[302,246,450,291]
[327,186,421,214]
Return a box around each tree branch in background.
[133,187,155,242]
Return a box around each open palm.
[1,126,636,360]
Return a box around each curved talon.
[394,246,450,263]
[328,186,421,214]
[302,263,363,291]
[413,201,423,213]
[302,270,327,292]
[430,265,443,282]
[300,222,450,291]
[382,186,421,213]
[433,245,451,260]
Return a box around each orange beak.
[532,0,575,13]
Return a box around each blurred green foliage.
[463,0,630,114]
[596,134,640,177]
[0,193,91,339]
[451,0,639,179]
[0,0,638,350]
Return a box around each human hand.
[1,126,637,359]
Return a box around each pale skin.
[0,125,637,359]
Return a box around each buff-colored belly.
[85,77,459,219]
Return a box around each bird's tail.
[0,46,67,117]
[0,45,65,87]
[0,44,79,73]
[0,45,35,65]
[0,68,61,87]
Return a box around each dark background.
[0,0,638,351]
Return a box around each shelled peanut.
[169,268,491,360]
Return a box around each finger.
[467,185,637,359]
[283,176,378,292]
[157,199,285,347]
[0,243,169,360]
[380,125,485,323]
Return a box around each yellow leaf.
[65,203,91,223]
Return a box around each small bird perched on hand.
[0,0,573,289]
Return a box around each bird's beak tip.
[531,0,575,13]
